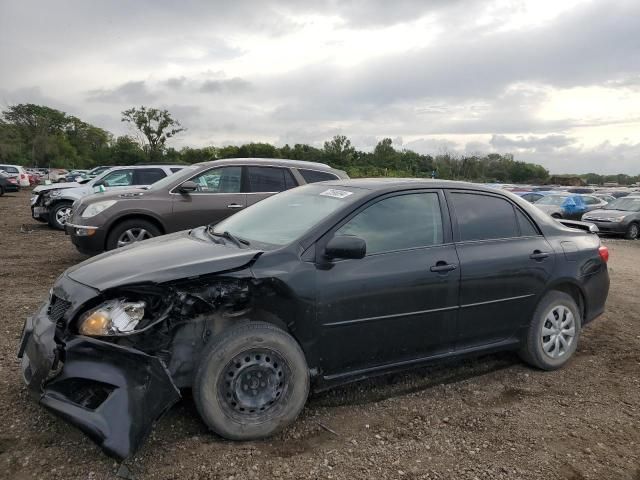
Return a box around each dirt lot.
[0,188,638,480]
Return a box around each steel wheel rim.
[116,228,152,248]
[56,207,72,225]
[541,305,576,359]
[218,348,290,422]
[630,224,639,238]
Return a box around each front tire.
[519,291,581,370]
[105,218,161,250]
[624,222,639,240]
[0,185,4,196]
[48,201,73,230]
[193,322,309,441]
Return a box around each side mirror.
[325,235,366,260]
[178,180,199,193]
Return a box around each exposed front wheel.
[48,201,73,230]
[519,291,581,370]
[194,322,309,440]
[625,222,639,240]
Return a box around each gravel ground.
[0,188,638,480]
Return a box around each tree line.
[1,103,636,185]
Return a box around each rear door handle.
[530,250,549,260]
[430,262,458,273]
[227,204,244,209]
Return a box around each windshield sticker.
[319,189,353,199]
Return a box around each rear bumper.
[18,302,181,459]
[582,266,610,325]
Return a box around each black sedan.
[18,180,610,459]
[0,170,20,195]
[582,196,640,239]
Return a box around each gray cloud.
[87,81,157,103]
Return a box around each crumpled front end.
[18,276,181,460]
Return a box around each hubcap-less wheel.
[541,306,576,359]
[116,228,153,247]
[628,224,639,239]
[218,349,289,421]
[56,206,72,226]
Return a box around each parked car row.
[492,184,640,240]
[19,176,611,459]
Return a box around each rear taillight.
[20,173,26,179]
[598,245,609,263]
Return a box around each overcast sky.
[1,0,639,174]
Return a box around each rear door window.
[134,168,166,185]
[336,192,443,255]
[299,169,339,183]
[247,167,292,193]
[450,192,519,241]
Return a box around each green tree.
[121,106,185,161]
[323,135,355,168]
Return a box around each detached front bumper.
[582,220,627,234]
[18,302,181,459]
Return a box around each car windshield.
[536,195,570,206]
[606,197,640,212]
[147,165,197,190]
[212,184,366,248]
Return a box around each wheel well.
[551,283,586,323]
[106,214,166,246]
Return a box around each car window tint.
[102,169,133,186]
[0,165,18,173]
[451,193,519,241]
[191,166,242,193]
[247,167,287,193]
[135,168,166,185]
[582,195,599,205]
[336,193,443,255]
[515,209,539,236]
[299,169,339,183]
[170,167,183,173]
[284,169,298,189]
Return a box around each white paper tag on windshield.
[319,189,353,199]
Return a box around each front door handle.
[530,250,549,261]
[430,262,458,273]
[227,203,244,209]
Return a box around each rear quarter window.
[298,169,339,183]
[450,192,520,241]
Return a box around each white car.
[0,164,30,187]
[31,164,185,229]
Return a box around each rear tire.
[48,201,73,230]
[624,222,639,240]
[0,185,4,196]
[105,218,161,250]
[519,291,581,370]
[193,322,309,441]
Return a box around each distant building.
[548,175,586,186]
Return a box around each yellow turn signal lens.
[79,311,111,336]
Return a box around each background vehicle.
[515,191,553,203]
[580,194,609,211]
[535,193,589,219]
[0,170,20,195]
[66,158,348,254]
[583,196,640,239]
[19,179,610,459]
[85,166,111,179]
[0,164,30,187]
[593,193,616,204]
[31,165,184,229]
[64,169,89,182]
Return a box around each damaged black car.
[18,180,610,459]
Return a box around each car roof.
[316,177,507,193]
[193,157,338,172]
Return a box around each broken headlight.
[78,299,146,336]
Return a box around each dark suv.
[20,179,609,459]
[65,158,348,254]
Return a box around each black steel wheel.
[194,322,309,440]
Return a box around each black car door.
[446,191,555,349]
[314,190,460,375]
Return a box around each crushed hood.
[33,182,81,194]
[66,228,262,290]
